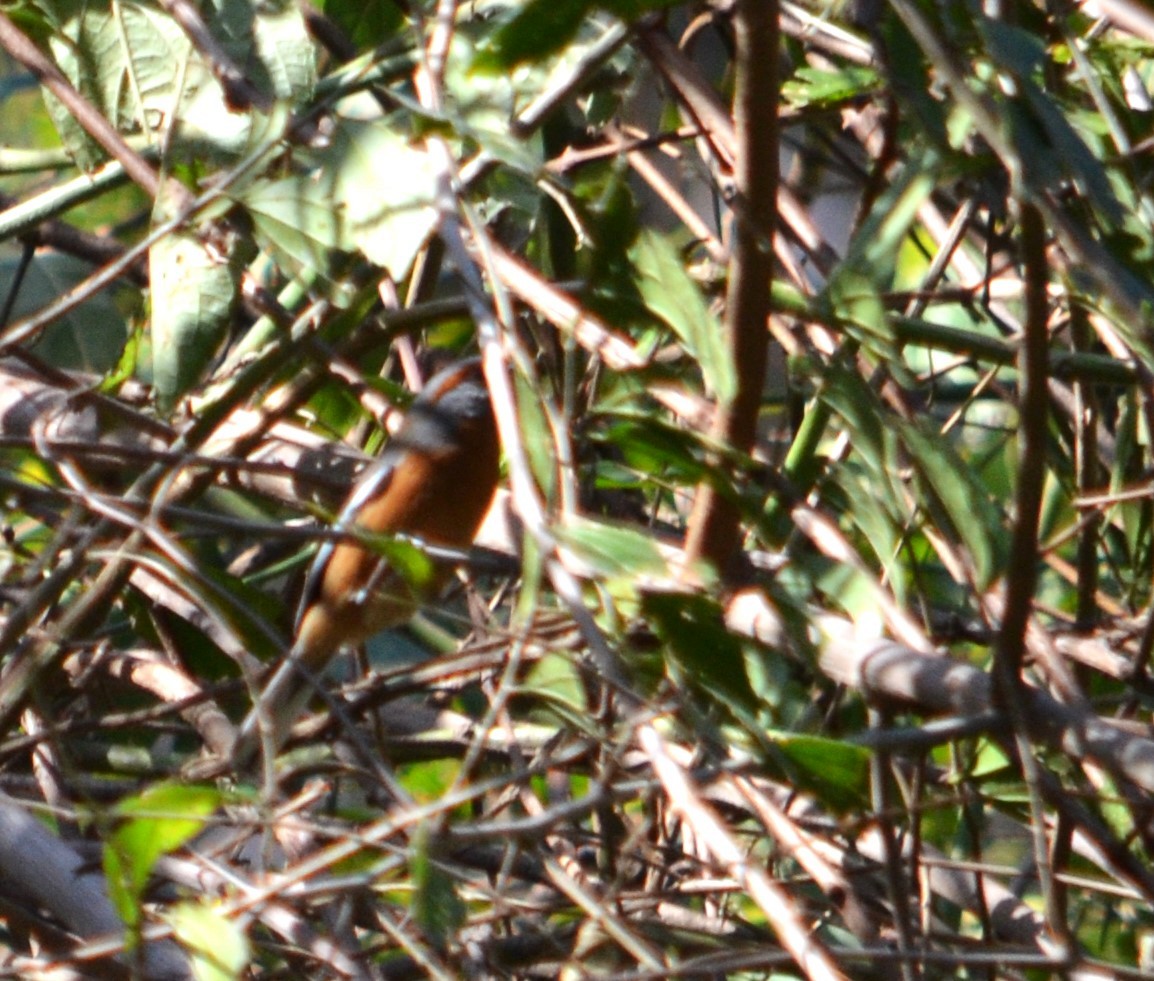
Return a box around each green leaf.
[411,827,465,949]
[167,901,250,981]
[971,738,1012,779]
[327,121,438,277]
[315,0,403,53]
[818,365,891,491]
[593,412,709,486]
[149,223,241,411]
[44,0,187,168]
[243,176,346,274]
[558,517,670,582]
[782,64,880,109]
[643,591,758,711]
[879,15,949,150]
[981,21,1122,227]
[846,488,905,598]
[896,418,1006,588]
[629,228,735,402]
[246,119,437,280]
[448,33,547,171]
[101,325,143,392]
[0,253,129,373]
[398,759,460,804]
[367,533,438,592]
[104,784,219,930]
[475,0,679,70]
[474,0,595,71]
[206,0,315,103]
[765,731,870,811]
[515,370,557,505]
[41,0,314,165]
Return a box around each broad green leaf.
[167,901,250,981]
[447,33,546,172]
[474,0,588,71]
[44,0,187,168]
[629,228,735,402]
[212,8,311,157]
[206,0,315,103]
[765,731,870,811]
[41,0,314,164]
[643,591,758,711]
[558,517,670,582]
[0,253,129,373]
[329,121,437,278]
[315,0,403,53]
[104,784,219,929]
[149,223,241,411]
[247,120,437,279]
[243,176,346,274]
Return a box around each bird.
[233,357,500,766]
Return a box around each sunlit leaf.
[167,901,250,981]
[558,516,670,582]
[782,64,880,109]
[149,223,241,410]
[629,228,735,402]
[104,784,219,930]
[243,175,346,272]
[327,121,438,278]
[41,0,314,164]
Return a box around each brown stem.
[993,203,1049,689]
[683,0,778,574]
[154,0,269,112]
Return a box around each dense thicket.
[0,0,1150,977]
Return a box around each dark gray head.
[392,358,492,453]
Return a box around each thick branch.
[683,0,779,574]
